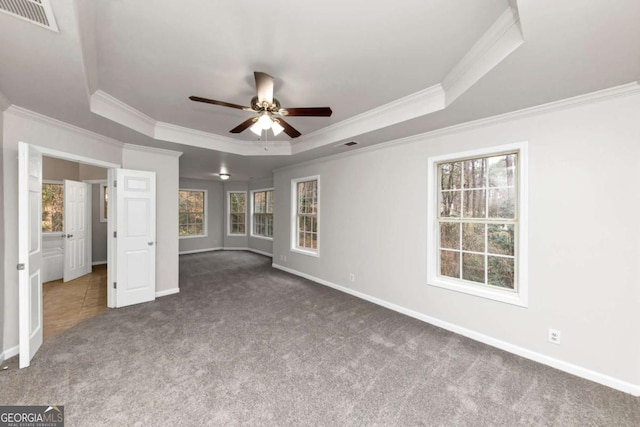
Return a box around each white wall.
[2,108,122,354]
[273,93,640,391]
[122,145,181,294]
[248,177,274,256]
[0,108,5,362]
[178,179,224,253]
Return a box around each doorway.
[40,156,109,340]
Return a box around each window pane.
[488,224,514,256]
[440,250,460,278]
[488,188,515,219]
[488,154,516,188]
[463,189,486,218]
[463,158,486,189]
[439,162,462,190]
[42,183,64,233]
[179,225,188,236]
[462,223,485,253]
[440,191,461,218]
[440,223,460,249]
[462,253,485,283]
[488,256,515,289]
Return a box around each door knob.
[148,241,154,246]
[67,234,73,238]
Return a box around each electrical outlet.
[349,273,355,282]
[548,328,561,345]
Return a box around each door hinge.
[113,180,117,188]
[113,282,117,289]
[113,231,117,238]
[16,263,25,270]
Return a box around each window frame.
[99,181,108,223]
[42,179,64,235]
[250,188,274,240]
[178,188,208,239]
[427,142,528,307]
[291,175,320,257]
[227,190,247,236]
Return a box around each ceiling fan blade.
[189,96,250,111]
[230,117,257,133]
[254,72,274,107]
[276,118,302,138]
[280,107,333,117]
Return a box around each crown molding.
[122,143,183,157]
[90,90,156,136]
[0,90,11,111]
[275,81,640,172]
[5,105,124,148]
[155,121,291,156]
[291,84,446,155]
[442,6,524,106]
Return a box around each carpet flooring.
[1,251,638,426]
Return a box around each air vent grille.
[0,0,58,32]
[344,141,358,147]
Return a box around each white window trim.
[250,187,274,241]
[179,188,208,239]
[227,190,247,236]
[426,141,529,307]
[291,175,320,257]
[99,181,108,223]
[42,180,64,235]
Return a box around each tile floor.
[42,264,109,340]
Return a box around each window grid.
[437,153,518,291]
[296,180,318,251]
[252,190,273,238]
[229,192,246,235]
[179,190,206,237]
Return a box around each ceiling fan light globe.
[257,113,273,130]
[271,121,284,136]
[250,123,262,136]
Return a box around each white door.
[18,142,43,368]
[115,169,156,307]
[63,180,92,282]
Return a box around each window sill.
[179,233,207,240]
[227,233,247,237]
[291,247,319,258]
[428,276,528,307]
[250,234,273,241]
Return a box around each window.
[427,142,528,307]
[100,182,108,222]
[42,182,64,233]
[291,176,319,256]
[251,189,274,239]
[227,191,247,235]
[179,189,207,238]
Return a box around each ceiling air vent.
[0,0,58,32]
[344,141,358,147]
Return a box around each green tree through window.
[42,183,64,233]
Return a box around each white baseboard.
[246,248,273,257]
[1,345,19,362]
[179,247,272,257]
[92,260,107,266]
[156,288,179,298]
[179,247,222,255]
[271,263,640,396]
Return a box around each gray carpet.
[1,251,638,426]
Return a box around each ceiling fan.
[189,71,332,138]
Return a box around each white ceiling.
[1,0,639,181]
